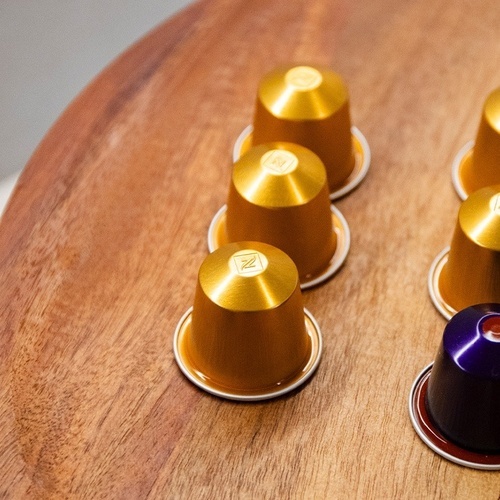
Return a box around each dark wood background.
[1,0,499,497]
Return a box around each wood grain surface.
[1,0,500,497]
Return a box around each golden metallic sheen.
[461,88,500,194]
[225,142,336,280]
[440,185,500,311]
[185,242,311,392]
[197,241,298,312]
[259,65,346,120]
[232,142,327,207]
[251,64,354,192]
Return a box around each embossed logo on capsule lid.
[285,66,323,91]
[230,249,268,277]
[260,149,298,176]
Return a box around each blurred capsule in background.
[452,88,500,199]
[429,185,500,319]
[234,64,371,200]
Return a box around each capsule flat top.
[459,185,500,250]
[442,304,500,377]
[199,241,299,311]
[233,142,327,207]
[483,87,500,133]
[482,315,500,342]
[258,64,348,120]
[285,66,323,91]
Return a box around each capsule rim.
[451,140,475,200]
[428,246,455,320]
[409,363,500,470]
[173,306,322,401]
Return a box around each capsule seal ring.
[173,307,322,401]
[409,363,500,470]
[451,140,474,201]
[232,125,371,200]
[207,204,350,290]
[428,246,455,320]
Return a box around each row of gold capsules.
[409,89,500,469]
[173,65,371,401]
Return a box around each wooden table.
[1,0,499,497]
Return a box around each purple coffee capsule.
[409,303,500,469]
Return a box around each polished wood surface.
[1,0,500,497]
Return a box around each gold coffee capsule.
[452,88,500,199]
[429,185,500,319]
[233,64,371,199]
[208,142,350,289]
[173,241,322,401]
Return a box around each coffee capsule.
[452,87,500,199]
[429,185,500,319]
[173,241,322,401]
[233,64,371,199]
[208,142,350,289]
[409,303,500,469]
